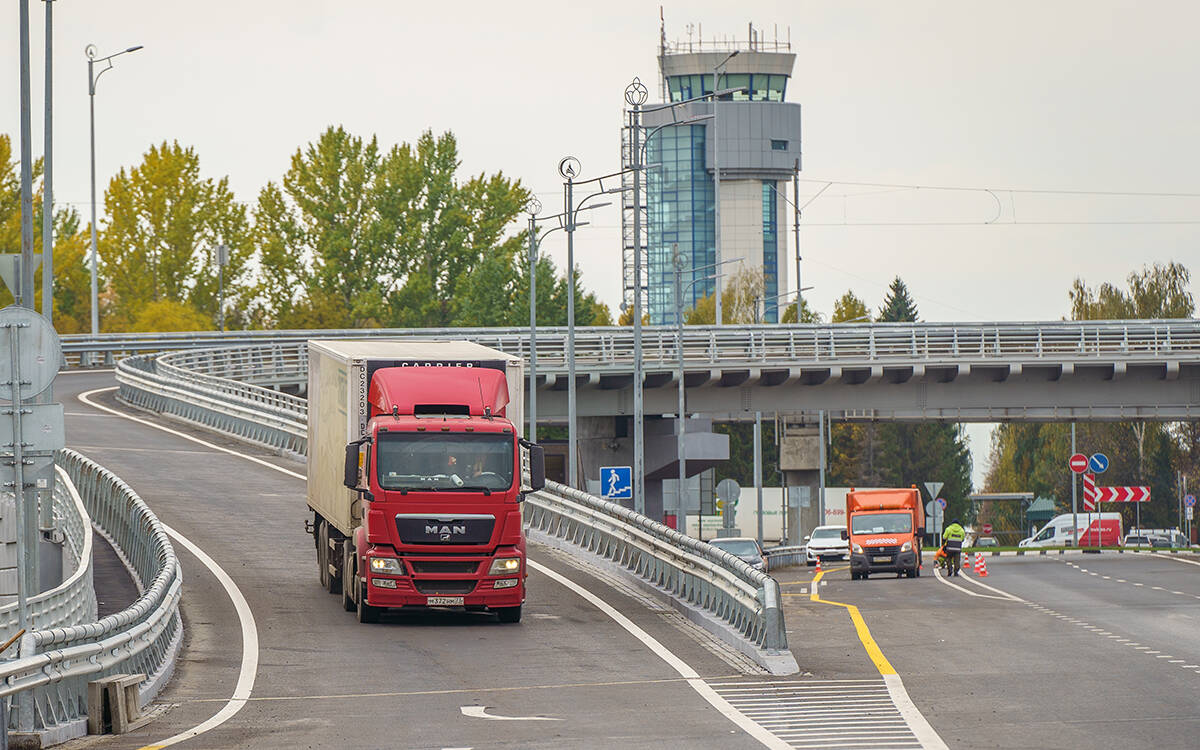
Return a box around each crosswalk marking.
[708,679,924,748]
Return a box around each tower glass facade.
[761,182,779,323]
[646,125,715,324]
[666,73,787,102]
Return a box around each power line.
[796,177,1200,199]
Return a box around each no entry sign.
[1069,453,1088,474]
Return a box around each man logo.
[427,524,467,539]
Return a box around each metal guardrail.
[526,481,787,652]
[115,345,791,659]
[764,545,808,570]
[1,450,182,738]
[65,319,1200,370]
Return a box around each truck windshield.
[851,513,912,535]
[376,433,514,492]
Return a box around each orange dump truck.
[844,488,925,580]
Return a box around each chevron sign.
[1095,486,1150,503]
[1083,473,1149,507]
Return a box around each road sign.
[1188,506,1194,521]
[599,466,632,501]
[0,403,64,453]
[982,523,993,534]
[1069,453,1088,473]
[1082,473,1097,511]
[1185,494,1196,508]
[1094,486,1150,503]
[0,306,62,400]
[924,482,944,502]
[925,501,944,534]
[716,478,741,507]
[1088,453,1110,474]
[936,497,947,510]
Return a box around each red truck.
[843,488,925,580]
[307,340,544,623]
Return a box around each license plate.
[427,596,464,606]
[873,556,892,564]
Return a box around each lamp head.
[126,45,144,53]
[625,77,649,107]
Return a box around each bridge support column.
[780,425,823,546]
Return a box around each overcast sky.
[5,0,1198,485]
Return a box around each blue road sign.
[1186,494,1196,508]
[600,466,633,500]
[1088,453,1110,474]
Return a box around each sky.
[4,0,1199,486]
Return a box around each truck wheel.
[806,559,815,567]
[496,606,522,624]
[317,521,330,590]
[342,545,356,612]
[356,577,380,624]
[913,564,921,578]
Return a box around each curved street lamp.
[87,43,143,335]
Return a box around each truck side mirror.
[917,527,926,537]
[840,529,848,541]
[344,442,361,490]
[528,443,546,491]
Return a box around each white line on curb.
[78,387,264,749]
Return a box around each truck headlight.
[901,541,912,552]
[851,543,863,554]
[369,557,404,575]
[488,557,522,576]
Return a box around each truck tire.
[913,564,921,578]
[317,520,330,590]
[496,605,522,624]
[356,577,380,624]
[342,545,356,612]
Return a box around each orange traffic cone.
[975,552,988,577]
[962,554,973,571]
[815,559,822,574]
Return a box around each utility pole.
[42,0,55,322]
[793,159,801,320]
[19,0,35,307]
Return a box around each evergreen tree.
[878,276,919,322]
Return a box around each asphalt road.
[58,372,764,750]
[775,552,1200,749]
[56,368,1200,750]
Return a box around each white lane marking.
[882,673,946,750]
[528,559,791,750]
[1158,555,1200,569]
[77,386,306,480]
[77,387,264,749]
[460,706,560,722]
[954,573,1025,602]
[932,569,1011,600]
[145,522,261,749]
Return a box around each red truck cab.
[343,366,544,623]
[844,488,925,580]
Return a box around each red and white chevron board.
[1082,473,1097,511]
[1095,486,1151,503]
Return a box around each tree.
[0,134,93,331]
[832,291,871,323]
[780,298,822,323]
[685,266,763,324]
[101,141,249,330]
[878,276,919,322]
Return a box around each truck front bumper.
[365,577,525,610]
[850,549,917,574]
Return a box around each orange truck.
[842,488,925,580]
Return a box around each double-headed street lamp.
[524,197,607,445]
[87,42,143,335]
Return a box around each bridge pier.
[780,424,824,546]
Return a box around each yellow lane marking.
[807,569,897,676]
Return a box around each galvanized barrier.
[115,345,792,664]
[64,319,1200,371]
[1,450,182,740]
[526,481,787,653]
[764,545,808,570]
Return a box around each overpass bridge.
[69,318,1200,423]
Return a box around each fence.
[0,450,182,741]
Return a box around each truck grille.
[869,545,901,555]
[395,514,495,545]
[414,580,477,595]
[409,560,482,574]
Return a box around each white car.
[805,525,850,565]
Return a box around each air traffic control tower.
[623,24,802,324]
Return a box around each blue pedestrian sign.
[1088,453,1110,474]
[600,466,633,500]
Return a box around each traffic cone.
[815,559,822,574]
[975,552,988,577]
[962,554,973,571]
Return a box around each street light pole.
[626,78,648,514]
[216,243,229,331]
[560,158,579,487]
[19,0,35,307]
[42,0,55,322]
[711,50,739,327]
[525,198,543,443]
[86,43,143,335]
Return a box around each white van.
[1019,513,1123,547]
